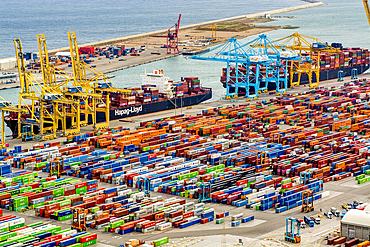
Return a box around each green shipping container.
[19,186,32,193]
[91,206,100,214]
[0,240,14,246]
[0,227,8,233]
[9,223,25,230]
[216,164,225,170]
[59,200,71,207]
[110,220,124,229]
[9,189,20,196]
[53,188,65,197]
[46,226,62,234]
[189,171,199,178]
[0,232,16,241]
[76,187,87,194]
[43,181,55,188]
[178,174,190,180]
[356,174,365,180]
[358,178,367,184]
[82,239,97,247]
[54,229,72,235]
[16,236,34,243]
[58,214,73,221]
[153,237,169,247]
[281,178,291,185]
[216,218,224,224]
[27,222,44,227]
[68,244,82,247]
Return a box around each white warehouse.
[341,204,370,240]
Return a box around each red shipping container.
[44,234,63,242]
[33,239,52,246]
[200,218,209,224]
[282,182,292,189]
[142,221,156,229]
[120,222,135,230]
[87,184,97,190]
[10,226,27,232]
[75,182,87,189]
[80,233,98,243]
[55,237,72,246]
[183,211,194,219]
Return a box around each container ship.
[221,47,370,95]
[5,70,212,138]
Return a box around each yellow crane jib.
[363,0,370,27]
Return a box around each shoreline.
[0,1,324,61]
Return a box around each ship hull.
[5,89,212,138]
[222,64,370,93]
[107,89,212,121]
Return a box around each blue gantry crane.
[300,170,312,185]
[189,38,254,100]
[247,35,300,96]
[285,217,301,243]
[139,177,150,197]
[188,35,300,100]
[198,182,212,203]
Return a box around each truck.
[310,216,320,225]
[324,212,332,219]
[296,218,306,229]
[121,239,145,247]
[331,207,340,217]
[304,216,314,227]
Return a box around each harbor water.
[0,0,303,59]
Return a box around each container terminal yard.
[1,2,370,247]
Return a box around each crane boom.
[14,39,28,94]
[363,0,370,26]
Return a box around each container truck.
[304,216,314,227]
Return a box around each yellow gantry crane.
[49,158,65,179]
[252,33,341,89]
[15,37,80,141]
[37,34,81,137]
[68,31,109,130]
[14,38,58,141]
[67,31,131,130]
[13,31,130,142]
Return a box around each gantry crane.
[198,182,212,203]
[71,208,87,232]
[256,151,267,166]
[138,177,150,197]
[253,33,340,88]
[49,158,65,179]
[301,189,314,213]
[67,31,131,130]
[14,38,63,141]
[150,14,181,54]
[37,34,81,137]
[189,35,299,100]
[285,217,301,243]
